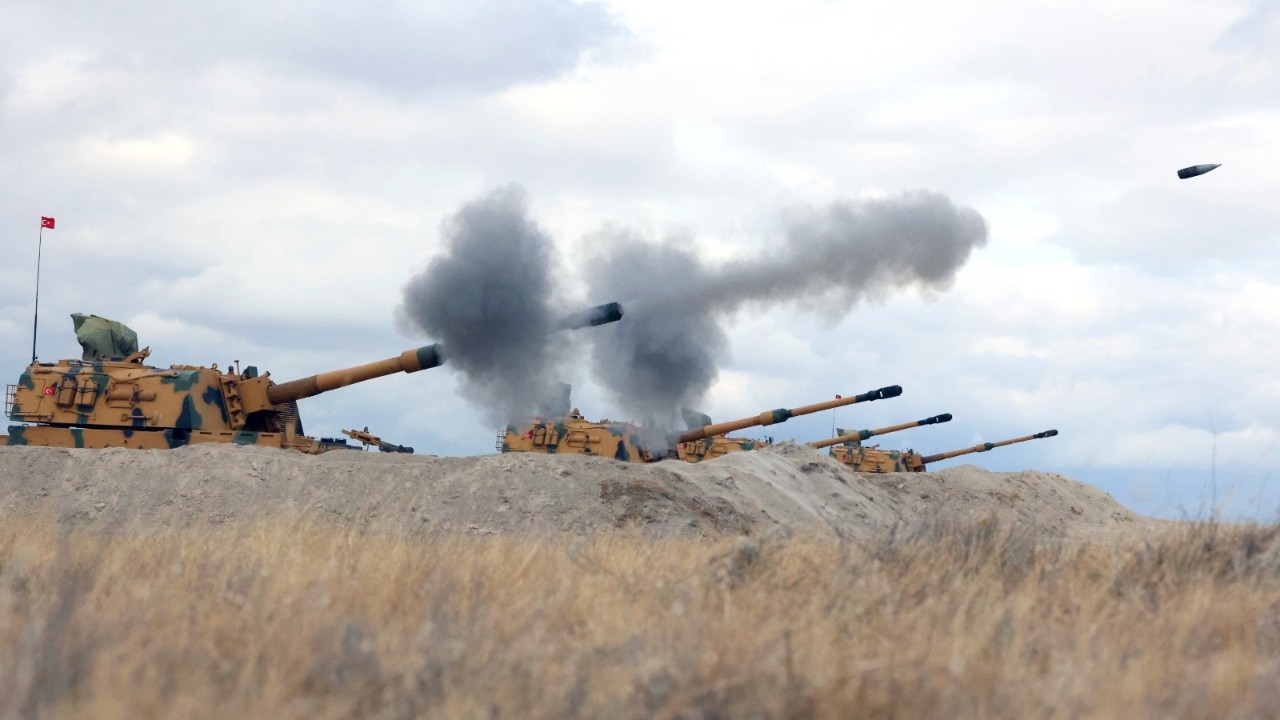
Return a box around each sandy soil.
[0,441,1144,540]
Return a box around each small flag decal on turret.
[41,217,55,229]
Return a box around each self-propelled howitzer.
[833,429,1059,473]
[4,303,624,451]
[501,384,903,462]
[813,413,952,466]
[3,345,442,451]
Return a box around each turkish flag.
[40,217,55,229]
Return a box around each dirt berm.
[0,442,1142,540]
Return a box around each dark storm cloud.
[398,186,566,424]
[587,191,988,430]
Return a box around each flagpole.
[32,225,43,363]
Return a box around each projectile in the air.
[1176,163,1221,180]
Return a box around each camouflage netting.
[71,313,139,360]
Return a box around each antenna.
[1207,412,1218,517]
[31,223,46,362]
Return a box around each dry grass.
[2,515,1279,719]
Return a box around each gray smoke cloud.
[398,186,565,424]
[586,190,988,429]
[399,187,987,433]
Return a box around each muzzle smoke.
[400,187,987,430]
[398,186,568,424]
[586,190,988,429]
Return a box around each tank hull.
[676,436,768,463]
[829,445,921,473]
[499,417,661,462]
[5,425,321,452]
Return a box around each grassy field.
[2,515,1278,719]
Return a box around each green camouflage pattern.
[499,410,665,462]
[828,444,924,473]
[5,424,323,451]
[5,336,443,453]
[676,435,771,463]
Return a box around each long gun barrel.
[268,345,444,404]
[809,413,952,450]
[676,385,902,444]
[919,429,1058,465]
[266,302,624,404]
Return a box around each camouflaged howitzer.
[4,304,623,452]
[500,409,661,462]
[810,413,952,464]
[676,434,774,463]
[499,385,903,463]
[648,409,768,463]
[663,408,774,463]
[834,429,1059,473]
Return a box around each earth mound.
[0,441,1141,539]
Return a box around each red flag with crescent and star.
[41,217,55,229]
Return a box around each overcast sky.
[4,0,1279,518]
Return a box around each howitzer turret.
[809,413,953,450]
[500,384,903,463]
[5,303,623,452]
[815,413,952,467]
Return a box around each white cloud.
[80,134,197,169]
[1095,423,1280,469]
